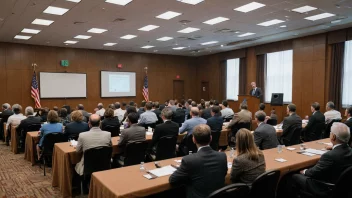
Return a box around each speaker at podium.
[270,93,283,106]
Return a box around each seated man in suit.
[292,122,352,197]
[65,110,89,139]
[279,104,302,145]
[301,102,325,142]
[137,101,146,116]
[169,124,228,198]
[16,106,41,144]
[172,104,186,127]
[0,103,13,140]
[150,108,179,152]
[139,102,158,126]
[324,101,342,124]
[253,111,279,150]
[226,103,252,129]
[206,106,224,133]
[75,114,112,176]
[179,107,207,136]
[220,100,234,120]
[201,102,212,120]
[6,104,26,145]
[344,106,352,145]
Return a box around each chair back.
[210,131,221,151]
[21,124,42,137]
[208,183,249,198]
[42,132,67,156]
[249,170,280,198]
[313,122,325,141]
[324,119,341,138]
[185,134,197,154]
[124,141,148,166]
[102,125,120,137]
[229,122,251,147]
[223,116,233,122]
[283,125,302,146]
[140,123,156,130]
[155,136,177,160]
[266,119,277,126]
[83,146,112,175]
[332,166,352,198]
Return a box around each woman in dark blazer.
[101,108,120,130]
[64,110,89,140]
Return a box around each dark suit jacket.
[281,113,302,142]
[206,115,224,132]
[118,124,146,153]
[150,120,179,149]
[249,87,262,98]
[64,121,89,138]
[345,118,352,145]
[0,109,14,123]
[16,116,41,134]
[201,108,212,120]
[302,111,325,142]
[101,117,120,129]
[169,146,228,198]
[137,107,145,116]
[153,109,163,124]
[254,123,279,150]
[172,108,185,127]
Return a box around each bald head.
[331,122,350,144]
[89,114,101,127]
[190,107,199,117]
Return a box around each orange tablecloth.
[24,132,40,165]
[88,139,329,198]
[10,126,19,154]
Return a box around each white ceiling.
[0,0,352,56]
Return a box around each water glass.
[230,147,235,158]
[300,144,306,150]
[277,145,283,153]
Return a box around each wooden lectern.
[238,95,261,118]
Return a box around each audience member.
[139,102,158,125]
[53,106,59,112]
[75,114,112,176]
[58,108,70,126]
[122,106,137,123]
[206,106,224,133]
[169,100,177,112]
[301,102,325,142]
[172,104,186,127]
[201,102,212,120]
[137,101,146,116]
[0,103,13,122]
[95,103,105,117]
[324,101,342,123]
[6,104,26,130]
[153,102,161,119]
[114,102,125,123]
[257,103,265,113]
[101,108,120,129]
[16,106,41,143]
[76,104,90,121]
[227,103,252,129]
[64,110,89,139]
[169,124,227,198]
[220,100,234,119]
[344,106,352,145]
[269,109,278,120]
[39,107,49,122]
[231,128,266,183]
[279,104,302,145]
[179,107,207,135]
[253,111,279,150]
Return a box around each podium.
[238,95,261,119]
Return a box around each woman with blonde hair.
[230,128,266,184]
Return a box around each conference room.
[0,0,352,197]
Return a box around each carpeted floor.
[0,141,61,198]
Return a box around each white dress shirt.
[114,108,126,122]
[6,113,26,130]
[95,108,106,117]
[324,110,342,123]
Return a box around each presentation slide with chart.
[101,71,136,97]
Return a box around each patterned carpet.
[0,142,61,198]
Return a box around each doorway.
[201,81,209,101]
[173,80,185,101]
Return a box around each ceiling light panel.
[201,41,218,45]
[32,19,54,26]
[87,28,107,33]
[234,2,265,13]
[257,19,284,26]
[64,40,78,44]
[177,27,200,33]
[14,35,31,40]
[21,28,41,34]
[203,17,229,25]
[177,0,204,5]
[138,25,159,31]
[156,11,182,20]
[157,37,173,41]
[141,45,154,49]
[43,6,69,15]
[305,13,335,21]
[292,5,317,13]
[120,34,137,39]
[238,32,255,37]
[173,47,186,50]
[105,0,132,6]
[74,35,92,39]
[104,43,117,46]
[66,0,81,2]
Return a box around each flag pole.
[31,63,38,71]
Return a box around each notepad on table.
[304,148,327,155]
[148,165,177,177]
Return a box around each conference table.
[24,131,40,165]
[10,126,19,154]
[88,138,330,198]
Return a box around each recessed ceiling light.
[203,17,229,25]
[305,13,335,21]
[201,41,218,45]
[257,19,285,26]
[120,34,137,39]
[173,47,186,50]
[221,45,224,47]
[21,28,41,34]
[32,18,54,26]
[105,0,132,6]
[234,2,265,13]
[66,0,81,2]
[157,37,173,41]
[280,25,287,28]
[238,32,255,37]
[292,6,317,13]
[43,6,69,15]
[14,35,31,40]
[177,0,204,5]
[104,43,117,46]
[87,28,107,33]
[177,27,200,33]
[74,35,92,39]
[64,40,78,44]
[138,25,159,31]
[141,45,155,49]
[156,11,182,20]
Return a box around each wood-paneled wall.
[0,42,196,112]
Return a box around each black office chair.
[223,116,233,122]
[81,146,112,194]
[210,131,221,151]
[68,134,79,141]
[266,119,278,126]
[102,125,120,137]
[229,122,251,147]
[248,170,280,198]
[121,141,148,166]
[303,122,325,142]
[299,166,352,198]
[40,132,68,176]
[183,134,197,155]
[139,123,156,130]
[155,136,177,161]
[19,123,42,152]
[208,183,249,198]
[323,119,341,138]
[282,125,302,146]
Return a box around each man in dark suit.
[302,102,325,142]
[0,103,13,140]
[206,106,223,132]
[16,106,41,149]
[292,122,352,197]
[137,101,146,116]
[150,108,179,150]
[201,102,212,120]
[344,106,352,145]
[254,111,279,150]
[279,104,302,145]
[172,104,186,127]
[249,82,262,98]
[153,102,163,125]
[169,124,228,198]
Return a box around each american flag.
[142,71,149,101]
[31,71,41,108]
